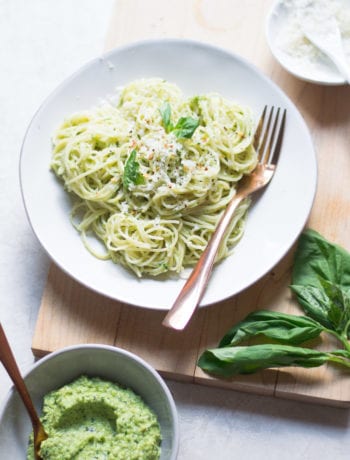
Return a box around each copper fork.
[162,106,287,330]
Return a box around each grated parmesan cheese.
[277,0,350,70]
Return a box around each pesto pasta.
[51,78,257,277]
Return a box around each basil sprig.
[159,102,199,139]
[198,229,350,377]
[123,149,145,190]
[199,345,350,377]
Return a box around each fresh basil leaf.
[290,285,335,330]
[291,280,350,338]
[293,229,350,289]
[292,229,350,338]
[173,116,199,139]
[198,344,331,377]
[159,102,173,133]
[123,149,145,190]
[319,279,350,336]
[219,310,324,347]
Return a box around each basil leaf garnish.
[159,102,199,139]
[123,149,145,190]
[172,116,200,139]
[159,102,173,133]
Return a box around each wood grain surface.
[32,0,350,407]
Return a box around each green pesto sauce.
[27,375,161,460]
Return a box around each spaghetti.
[51,78,257,277]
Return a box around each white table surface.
[0,1,349,459]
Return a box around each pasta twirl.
[51,78,257,277]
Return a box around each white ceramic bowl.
[20,38,316,309]
[266,0,348,85]
[0,344,179,459]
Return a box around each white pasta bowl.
[0,344,179,460]
[20,38,317,309]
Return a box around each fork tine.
[268,108,286,165]
[264,107,280,164]
[257,106,274,162]
[253,105,267,152]
[255,106,286,166]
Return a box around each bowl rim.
[0,343,179,459]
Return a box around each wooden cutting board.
[32,0,350,407]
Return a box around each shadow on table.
[167,379,349,429]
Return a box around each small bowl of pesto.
[0,344,179,460]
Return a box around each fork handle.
[162,192,245,330]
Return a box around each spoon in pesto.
[0,323,47,460]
